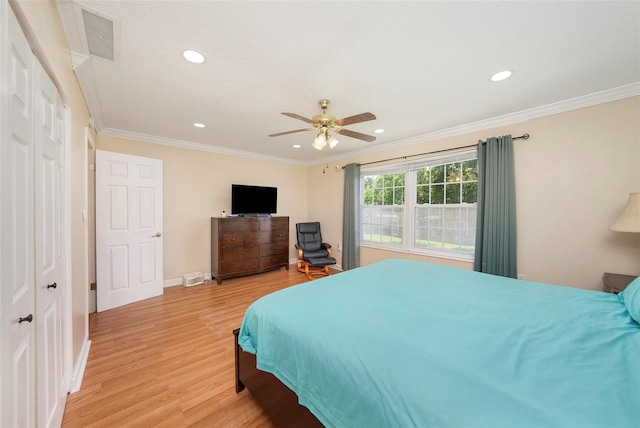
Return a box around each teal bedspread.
[238,259,640,427]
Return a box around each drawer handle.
[47,282,57,289]
[19,314,33,324]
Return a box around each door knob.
[153,232,162,237]
[47,282,57,289]
[19,314,33,324]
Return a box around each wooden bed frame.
[233,329,323,427]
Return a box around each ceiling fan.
[269,99,377,150]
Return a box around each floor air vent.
[182,272,204,287]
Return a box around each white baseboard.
[163,277,182,287]
[69,338,91,394]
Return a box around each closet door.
[0,4,36,427]
[34,60,67,428]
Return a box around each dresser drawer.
[222,245,259,261]
[222,219,260,233]
[260,253,288,269]
[250,232,272,245]
[222,258,260,274]
[261,241,288,256]
[261,217,288,232]
[221,232,247,247]
[270,229,288,242]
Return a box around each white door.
[96,150,163,312]
[34,59,68,428]
[1,5,36,427]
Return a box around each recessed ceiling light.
[293,144,301,148]
[183,49,205,64]
[193,122,205,128]
[490,70,512,82]
[374,129,385,134]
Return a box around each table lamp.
[610,192,640,233]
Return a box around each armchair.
[295,222,336,280]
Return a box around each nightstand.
[602,272,638,294]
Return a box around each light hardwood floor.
[62,266,334,427]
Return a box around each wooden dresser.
[211,216,289,284]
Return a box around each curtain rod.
[347,133,529,169]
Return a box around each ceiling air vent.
[82,9,114,61]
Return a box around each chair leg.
[304,262,313,281]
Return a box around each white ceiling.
[56,1,640,165]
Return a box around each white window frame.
[360,150,477,261]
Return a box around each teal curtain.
[474,135,517,278]
[342,163,360,270]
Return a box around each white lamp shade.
[610,192,640,233]
[328,136,339,149]
[312,133,326,150]
[316,133,327,146]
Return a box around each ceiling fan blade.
[269,128,313,137]
[335,112,376,126]
[336,128,377,142]
[281,112,316,124]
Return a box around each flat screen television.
[231,184,277,216]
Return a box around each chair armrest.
[321,243,332,249]
[295,244,302,250]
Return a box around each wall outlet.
[517,274,526,280]
[336,242,341,251]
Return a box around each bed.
[235,259,640,427]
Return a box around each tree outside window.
[361,152,477,258]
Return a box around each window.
[362,172,405,244]
[360,150,478,259]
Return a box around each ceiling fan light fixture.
[313,132,327,150]
[328,135,339,149]
[269,99,377,149]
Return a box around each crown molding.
[310,82,640,166]
[98,128,308,166]
[99,83,638,167]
